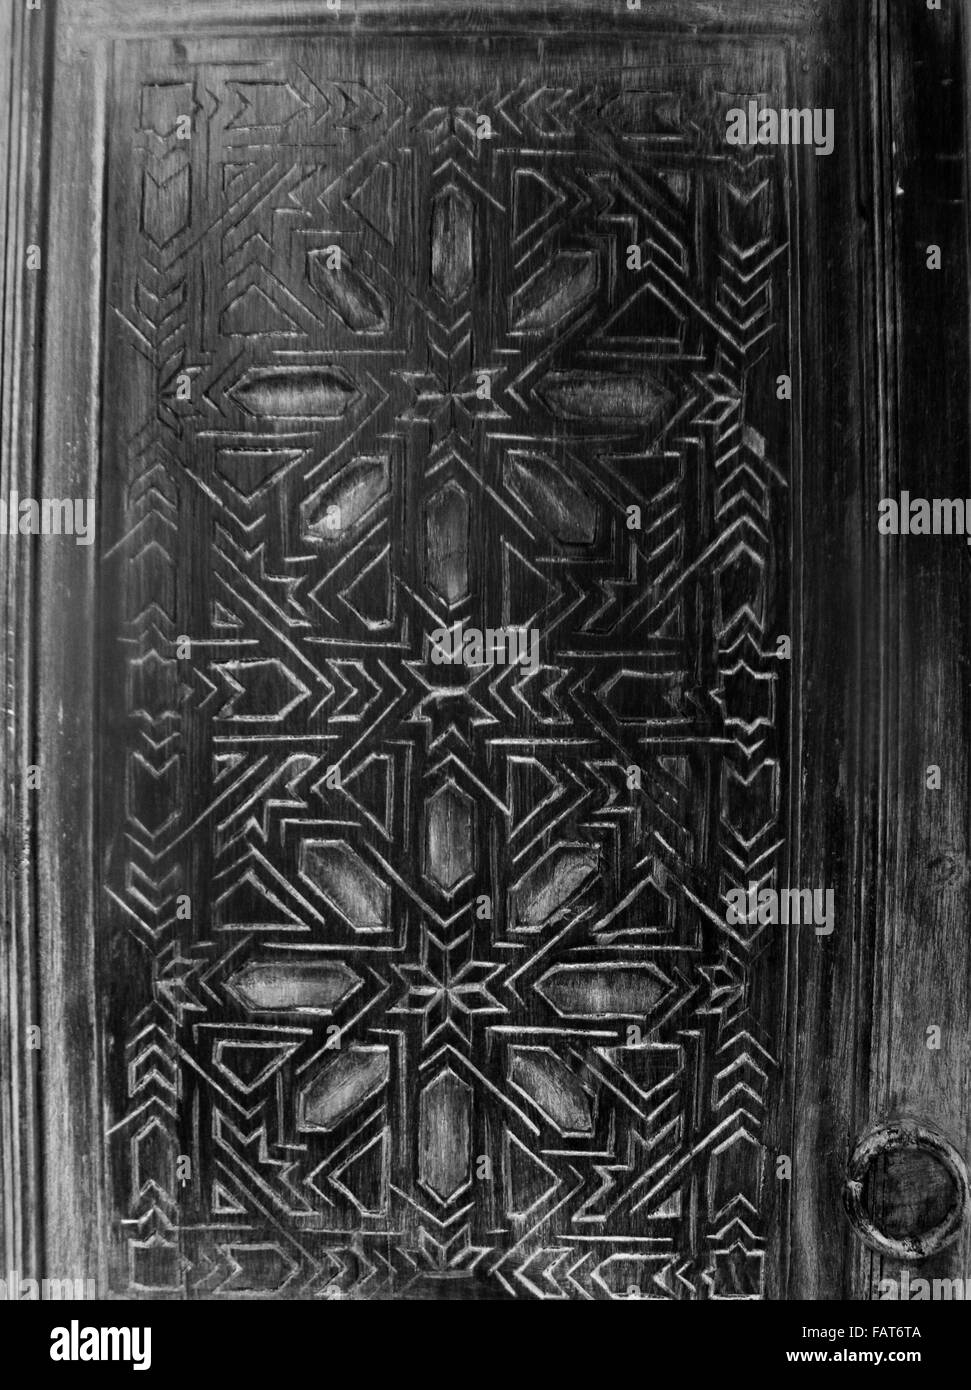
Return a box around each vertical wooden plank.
[32,3,110,1290]
[789,0,971,1303]
[858,0,971,1298]
[0,0,52,1288]
[784,0,884,1300]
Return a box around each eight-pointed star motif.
[391,928,504,1047]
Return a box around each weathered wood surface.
[1,0,969,1301]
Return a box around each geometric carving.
[511,250,598,332]
[303,455,389,542]
[510,844,600,930]
[715,660,776,736]
[425,482,470,604]
[535,370,670,422]
[142,167,191,248]
[225,960,362,1013]
[298,840,390,931]
[307,250,390,332]
[220,284,300,336]
[213,1039,302,1093]
[297,1046,391,1132]
[721,761,780,846]
[504,451,598,545]
[418,1069,472,1203]
[331,1129,390,1216]
[214,659,309,721]
[430,184,474,301]
[103,38,794,1301]
[126,752,181,836]
[139,82,195,137]
[229,365,360,419]
[227,80,309,129]
[504,1129,559,1218]
[508,1047,594,1136]
[215,447,301,499]
[534,963,669,1019]
[512,167,564,245]
[348,160,397,244]
[423,780,474,893]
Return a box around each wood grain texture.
[1,0,968,1302]
[861,0,971,1298]
[0,0,52,1289]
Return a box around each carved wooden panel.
[5,0,971,1305]
[99,28,796,1300]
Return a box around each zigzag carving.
[100,54,794,1300]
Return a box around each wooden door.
[2,0,969,1301]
